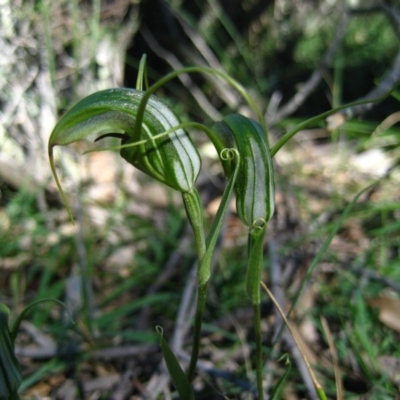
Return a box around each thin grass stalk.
[270,92,396,157]
[321,317,343,400]
[261,282,327,400]
[269,182,376,357]
[204,0,257,88]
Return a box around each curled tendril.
[251,218,267,233]
[220,147,239,161]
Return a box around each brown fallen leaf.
[377,355,400,386]
[367,296,400,333]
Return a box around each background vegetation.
[1,0,400,398]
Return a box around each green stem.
[246,226,266,307]
[182,190,207,261]
[182,189,207,381]
[187,283,208,381]
[184,150,240,381]
[317,388,328,400]
[253,302,264,399]
[247,225,267,399]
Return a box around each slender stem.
[182,190,207,381]
[187,282,208,381]
[48,149,75,223]
[182,190,206,260]
[246,227,266,307]
[247,225,267,400]
[253,302,264,400]
[183,151,240,381]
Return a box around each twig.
[15,321,57,359]
[136,228,193,330]
[268,239,319,400]
[139,225,198,398]
[171,262,198,353]
[347,262,400,292]
[83,374,120,392]
[321,317,343,400]
[140,27,222,121]
[142,371,170,400]
[326,4,400,125]
[16,340,156,360]
[176,349,258,395]
[339,44,400,118]
[0,154,41,192]
[167,3,225,71]
[92,344,157,360]
[267,10,350,126]
[110,367,135,400]
[261,282,322,400]
[166,5,242,110]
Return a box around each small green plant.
[0,299,68,399]
[47,55,391,399]
[0,304,22,400]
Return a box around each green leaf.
[270,354,291,400]
[156,326,195,400]
[270,90,397,157]
[0,304,22,400]
[10,298,72,342]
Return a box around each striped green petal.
[211,114,274,227]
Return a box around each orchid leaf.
[156,326,195,400]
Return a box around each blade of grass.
[270,354,292,400]
[273,181,379,347]
[321,317,343,400]
[261,282,327,400]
